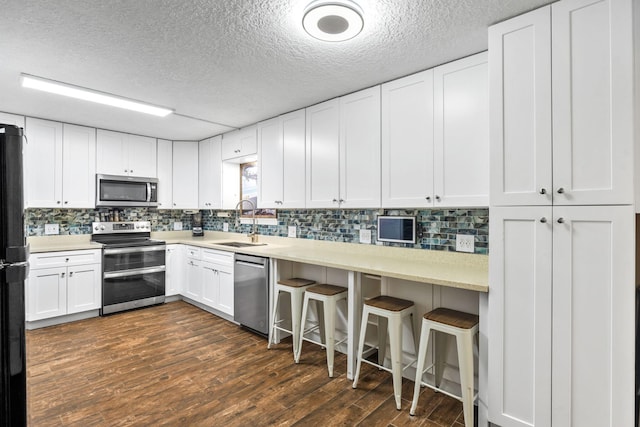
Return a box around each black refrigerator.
[0,123,28,426]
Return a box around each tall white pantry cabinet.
[486,1,636,427]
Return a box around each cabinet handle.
[557,217,565,224]
[61,272,65,278]
[540,217,547,223]
[540,188,547,195]
[557,187,565,194]
[425,196,431,202]
[435,195,441,201]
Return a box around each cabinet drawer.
[185,246,202,259]
[202,249,233,266]
[30,249,101,269]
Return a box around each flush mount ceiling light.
[20,73,173,117]
[303,0,364,42]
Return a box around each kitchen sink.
[214,241,266,248]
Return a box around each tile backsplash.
[26,207,489,254]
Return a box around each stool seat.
[365,295,414,311]
[278,278,316,287]
[424,308,479,329]
[306,284,347,296]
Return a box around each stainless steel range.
[91,221,166,315]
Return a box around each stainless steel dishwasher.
[234,254,269,336]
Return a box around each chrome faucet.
[235,199,258,243]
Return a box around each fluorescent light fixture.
[20,73,173,117]
[303,0,364,42]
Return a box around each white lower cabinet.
[165,245,184,296]
[488,205,634,427]
[27,250,102,322]
[181,246,234,316]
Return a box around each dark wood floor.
[27,301,466,426]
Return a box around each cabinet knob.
[64,201,68,204]
[65,258,69,262]
[69,272,73,277]
[173,203,176,206]
[435,195,441,201]
[557,187,565,194]
[57,201,61,204]
[61,272,65,278]
[425,196,431,202]
[540,188,547,195]
[540,217,547,223]
[124,169,128,173]
[557,217,565,224]
[332,198,338,203]
[339,199,344,203]
[130,170,134,173]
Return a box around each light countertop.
[28,231,489,292]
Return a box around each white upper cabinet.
[381,70,435,208]
[96,129,157,177]
[490,0,633,207]
[198,135,222,209]
[222,126,257,160]
[306,98,341,208]
[172,141,199,209]
[25,118,96,208]
[306,86,381,209]
[156,139,173,209]
[339,86,381,209]
[258,109,306,209]
[434,52,489,207]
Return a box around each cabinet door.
[62,124,96,208]
[198,136,222,209]
[201,262,218,308]
[96,129,127,175]
[552,205,634,427]
[381,70,434,208]
[165,245,184,297]
[26,267,67,321]
[434,53,489,207]
[156,139,173,209]
[172,141,199,209]
[281,110,306,208]
[66,264,101,314]
[551,0,633,205]
[25,118,63,208]
[216,266,234,316]
[257,116,283,209]
[127,135,157,177]
[489,7,552,206]
[306,98,340,208]
[238,125,257,157]
[488,207,552,427]
[340,86,381,208]
[221,130,241,160]
[184,259,202,301]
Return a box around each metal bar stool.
[410,307,479,427]
[268,278,316,359]
[295,284,348,377]
[352,295,417,410]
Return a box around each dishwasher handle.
[235,260,266,269]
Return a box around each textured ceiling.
[0,0,551,140]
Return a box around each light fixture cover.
[20,73,173,117]
[303,0,364,42]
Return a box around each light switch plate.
[223,223,229,232]
[456,234,475,253]
[359,229,372,244]
[173,221,183,231]
[44,223,59,235]
[288,226,297,238]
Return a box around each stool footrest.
[273,325,293,335]
[419,381,478,405]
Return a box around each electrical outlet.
[44,223,59,235]
[456,234,475,253]
[359,229,372,244]
[217,212,230,217]
[223,223,229,232]
[173,221,183,231]
[288,226,297,238]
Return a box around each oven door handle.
[104,245,166,255]
[104,266,166,279]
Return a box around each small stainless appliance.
[96,174,158,208]
[234,254,269,336]
[92,221,166,315]
[192,212,203,237]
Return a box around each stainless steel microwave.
[96,174,158,207]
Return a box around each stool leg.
[295,293,310,363]
[434,331,450,388]
[352,308,369,388]
[388,314,403,410]
[324,298,336,377]
[291,289,304,359]
[377,315,388,367]
[267,289,280,349]
[316,299,326,348]
[410,322,431,416]
[457,330,475,427]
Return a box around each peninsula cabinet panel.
[488,207,552,427]
[551,205,634,427]
[381,69,434,208]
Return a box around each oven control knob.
[94,226,99,231]
[100,226,105,231]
